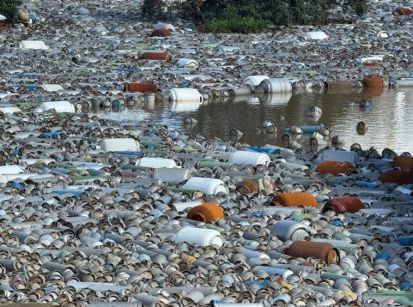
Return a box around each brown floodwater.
[101,88,413,154]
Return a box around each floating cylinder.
[154,22,175,31]
[182,177,228,195]
[271,220,311,241]
[176,59,199,69]
[315,161,356,176]
[322,197,365,214]
[166,88,203,103]
[286,241,339,264]
[236,179,259,194]
[19,40,49,50]
[319,150,358,163]
[187,203,224,223]
[356,121,367,135]
[101,138,140,152]
[41,84,64,92]
[171,199,204,212]
[19,12,30,22]
[310,137,328,152]
[153,168,191,184]
[304,31,329,40]
[228,87,251,96]
[0,106,22,114]
[229,151,270,166]
[150,29,171,37]
[229,128,244,141]
[175,226,224,247]
[392,156,413,171]
[0,165,25,175]
[259,78,292,93]
[38,101,75,113]
[141,51,171,61]
[272,192,318,207]
[362,75,384,89]
[393,7,413,16]
[379,170,413,185]
[124,82,159,93]
[136,157,177,168]
[308,105,322,117]
[286,125,323,134]
[243,75,269,88]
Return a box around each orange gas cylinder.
[380,170,413,185]
[141,51,171,62]
[272,192,318,207]
[362,76,384,89]
[322,197,365,214]
[150,29,172,37]
[236,179,259,195]
[187,203,224,222]
[392,156,413,171]
[315,161,356,176]
[124,81,159,93]
[286,241,339,264]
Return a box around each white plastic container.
[167,88,203,103]
[359,55,384,64]
[136,157,177,168]
[171,199,204,212]
[243,75,269,87]
[153,168,191,184]
[176,59,199,69]
[0,173,38,184]
[229,151,270,166]
[67,281,126,294]
[38,101,75,113]
[259,78,292,93]
[154,22,175,31]
[0,106,22,114]
[271,220,311,241]
[101,138,140,152]
[0,165,24,175]
[182,177,228,195]
[19,40,50,50]
[242,248,271,260]
[279,160,309,172]
[175,226,224,247]
[41,84,64,92]
[319,150,358,163]
[303,31,328,40]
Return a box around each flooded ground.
[101,88,413,154]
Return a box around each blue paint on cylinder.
[399,236,413,246]
[374,252,390,261]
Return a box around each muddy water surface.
[101,88,413,154]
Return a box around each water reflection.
[169,100,202,113]
[259,92,292,106]
[95,89,413,153]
